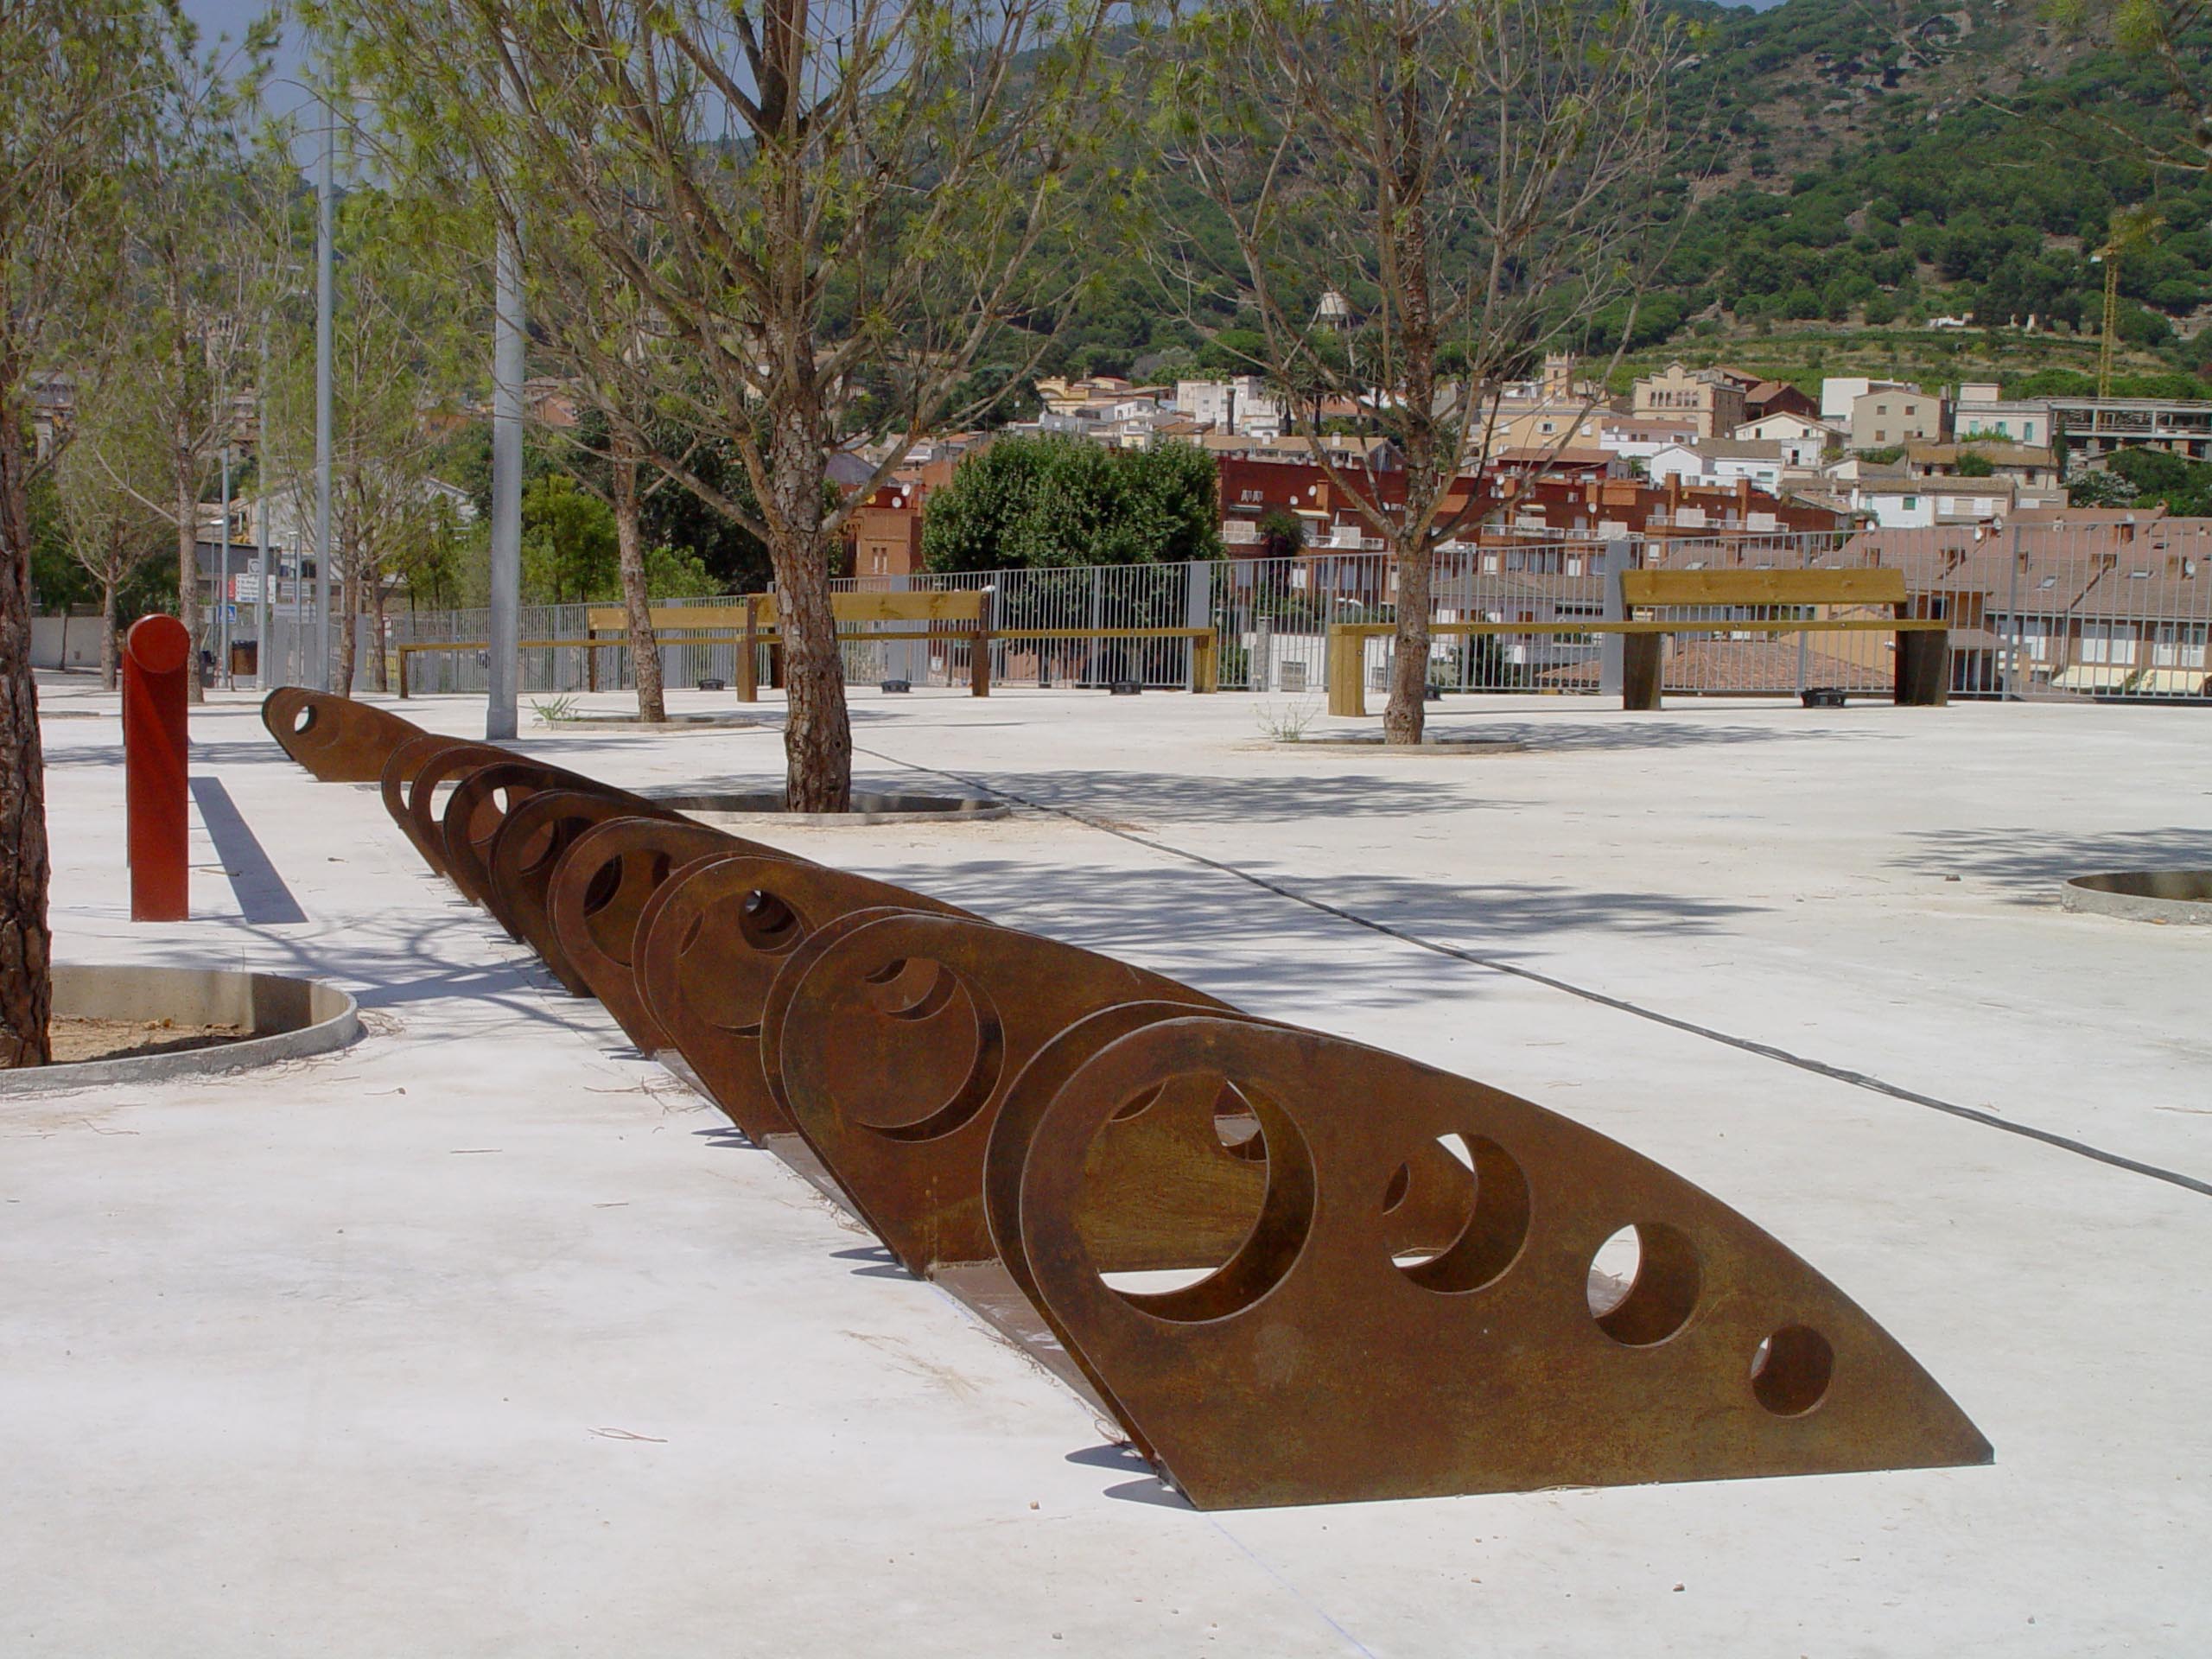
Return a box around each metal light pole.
[255,326,271,689]
[486,203,524,740]
[314,105,335,692]
[218,440,231,687]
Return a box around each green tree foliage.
[519,474,715,606]
[922,438,1224,573]
[1255,506,1306,559]
[1042,2,2212,383]
[2109,448,2212,515]
[520,475,613,606]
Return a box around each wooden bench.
[586,591,993,699]
[1618,568,1948,710]
[1322,567,1948,715]
[396,591,1220,700]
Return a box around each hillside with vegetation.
[1049,0,2212,398]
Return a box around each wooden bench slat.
[587,591,986,632]
[1620,568,1908,609]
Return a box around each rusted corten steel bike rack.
[264,686,435,783]
[262,690,1993,1511]
[634,859,971,1141]
[546,819,760,1031]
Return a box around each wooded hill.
[1045,0,2212,396]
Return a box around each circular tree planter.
[648,789,1008,827]
[0,965,362,1093]
[2061,871,2212,925]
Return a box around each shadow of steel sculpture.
[264,687,430,783]
[259,689,1993,1510]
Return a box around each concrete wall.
[31,613,103,672]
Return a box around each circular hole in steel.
[1088,1075,1312,1321]
[1382,1162,1411,1212]
[1110,1082,1165,1122]
[1389,1134,1529,1294]
[1751,1325,1834,1415]
[1212,1080,1267,1160]
[581,855,624,916]
[291,704,316,734]
[842,958,1001,1140]
[512,819,561,874]
[1588,1223,1700,1345]
[738,889,802,953]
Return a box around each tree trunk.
[766,399,850,812]
[99,575,119,691]
[0,391,53,1066]
[1382,61,1435,747]
[612,440,664,722]
[1385,531,1433,744]
[335,521,359,696]
[175,449,203,704]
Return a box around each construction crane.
[2092,207,2163,398]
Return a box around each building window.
[2023,422,2036,442]
[1903,497,1917,510]
[2152,623,2208,665]
[2081,623,2139,665]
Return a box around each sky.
[181,0,314,124]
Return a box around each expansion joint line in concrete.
[854,745,2212,1204]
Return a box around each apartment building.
[1850,387,1943,449]
[1630,362,1748,439]
[1644,439,1791,493]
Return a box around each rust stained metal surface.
[438,762,664,915]
[989,1013,1994,1510]
[378,734,512,878]
[262,688,428,783]
[548,822,768,1046]
[397,743,579,893]
[636,859,966,1143]
[260,716,1993,1512]
[482,791,698,989]
[766,912,1457,1283]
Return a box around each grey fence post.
[1599,537,1633,698]
[2005,522,2024,700]
[1086,567,1103,687]
[1185,557,1210,690]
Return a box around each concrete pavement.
[6,677,2208,1656]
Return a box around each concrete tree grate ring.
[0,965,362,1094]
[2060,871,2212,925]
[648,790,1009,827]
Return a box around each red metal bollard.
[121,614,191,922]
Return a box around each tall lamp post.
[314,101,334,692]
[254,324,271,689]
[485,86,524,740]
